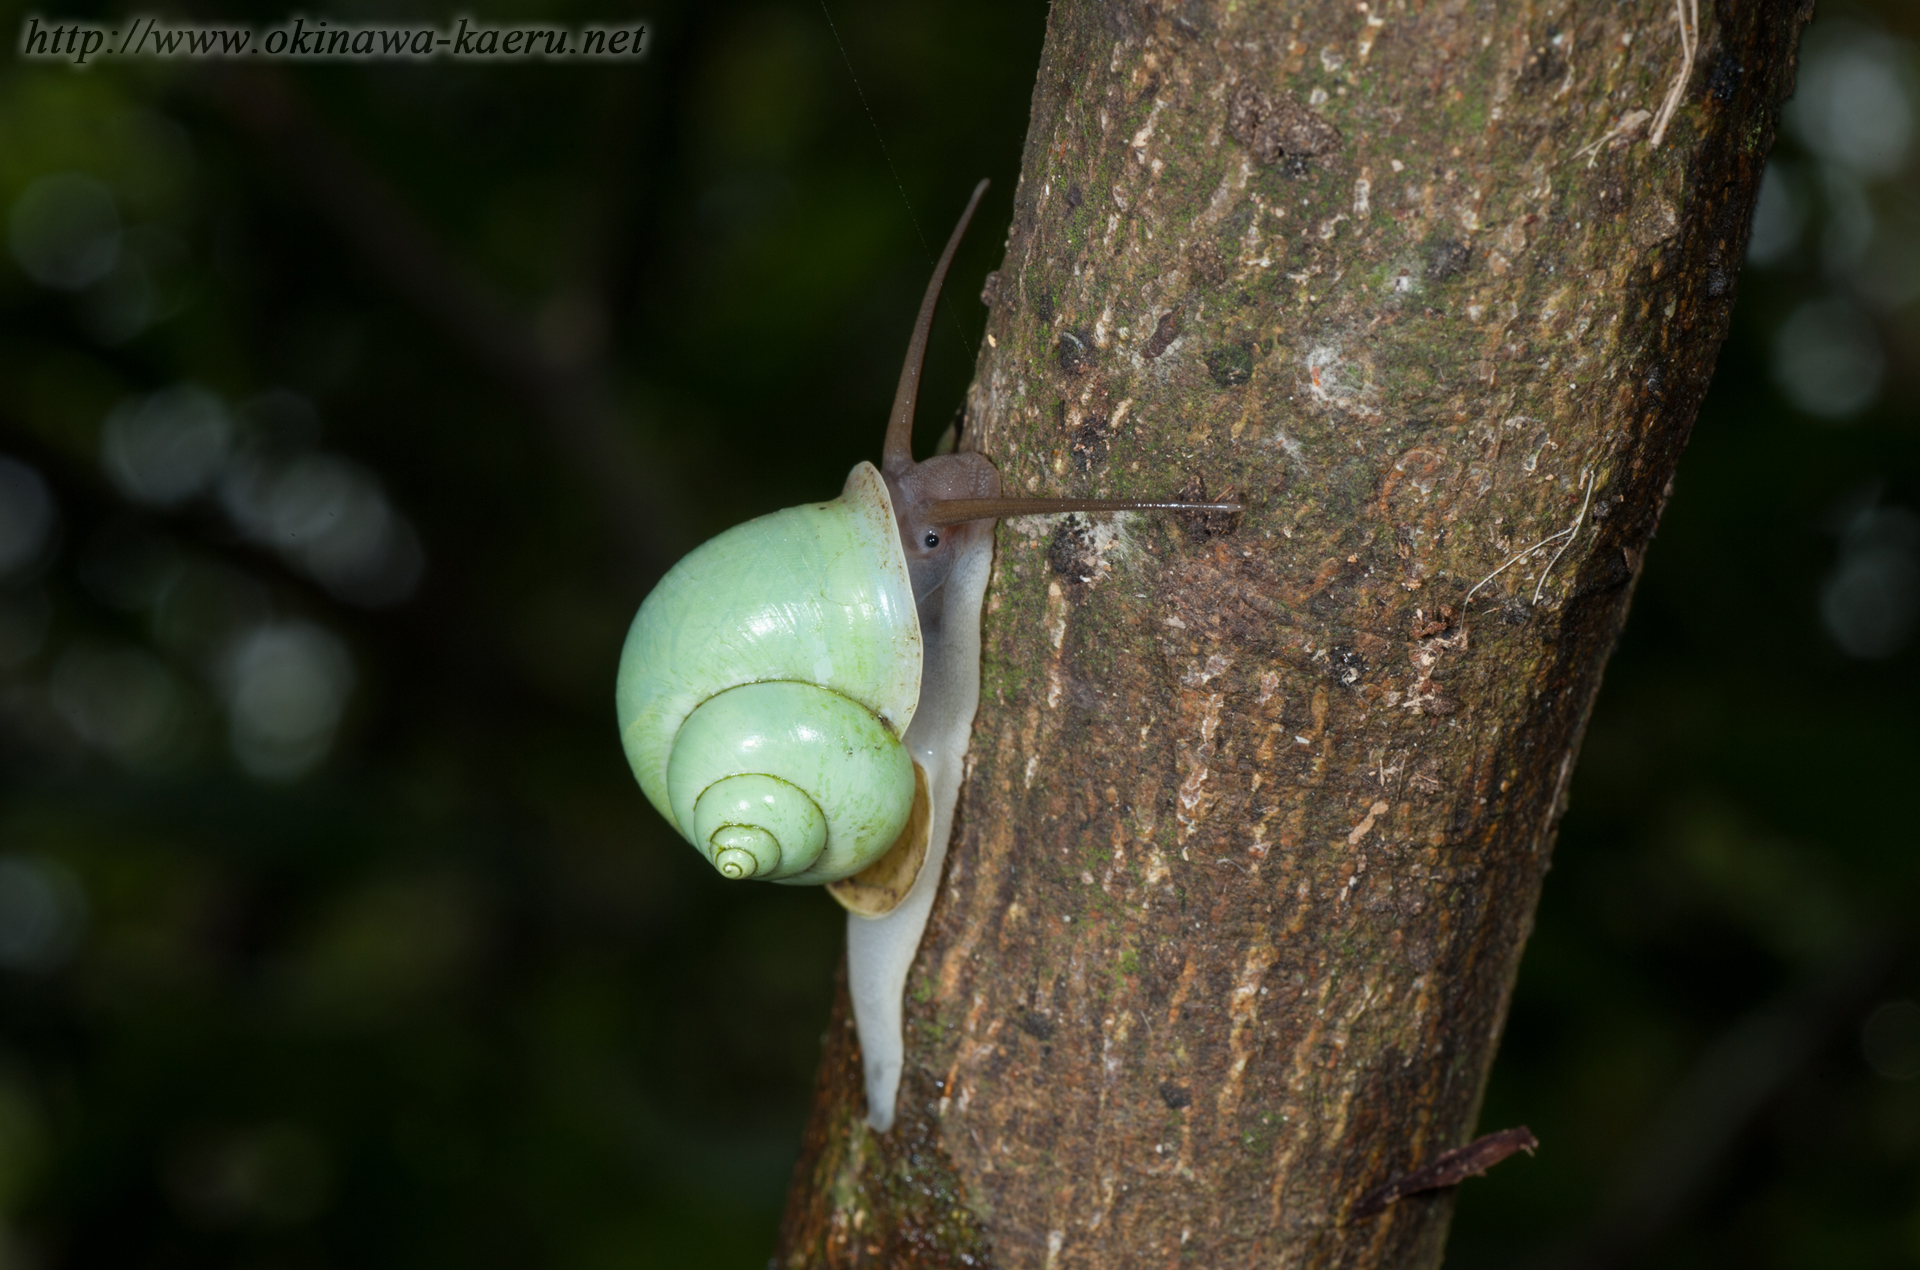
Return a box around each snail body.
[616,180,1236,1131]
[843,507,993,1130]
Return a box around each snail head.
[883,451,1000,604]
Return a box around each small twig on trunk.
[1353,1126,1540,1218]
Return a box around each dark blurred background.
[0,1,1911,1266]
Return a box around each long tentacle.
[925,497,1241,526]
[882,179,990,477]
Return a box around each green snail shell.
[615,462,922,884]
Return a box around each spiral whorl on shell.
[616,463,923,885]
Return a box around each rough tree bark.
[779,0,1806,1264]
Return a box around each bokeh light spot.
[0,456,56,580]
[1821,502,1920,658]
[220,622,354,781]
[101,385,233,507]
[1789,29,1915,177]
[1771,295,1884,419]
[7,172,121,291]
[1745,162,1804,266]
[0,856,86,974]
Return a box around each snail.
[616,180,1236,1130]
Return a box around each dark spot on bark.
[1187,240,1228,286]
[1036,289,1055,325]
[1329,643,1367,687]
[1018,1012,1056,1040]
[1644,363,1667,400]
[1497,599,1531,625]
[1568,548,1636,599]
[1058,329,1094,375]
[1047,516,1098,582]
[1070,414,1110,473]
[1173,475,1239,539]
[1207,343,1254,387]
[1066,183,1083,211]
[1597,179,1631,216]
[1427,239,1472,280]
[1226,82,1342,168]
[1171,12,1202,40]
[1144,308,1183,359]
[1135,72,1161,105]
[1517,35,1566,93]
[1159,1081,1193,1109]
[1709,51,1743,102]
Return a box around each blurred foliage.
[0,0,1912,1267]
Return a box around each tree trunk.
[778,0,1806,1264]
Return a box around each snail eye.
[923,530,940,550]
